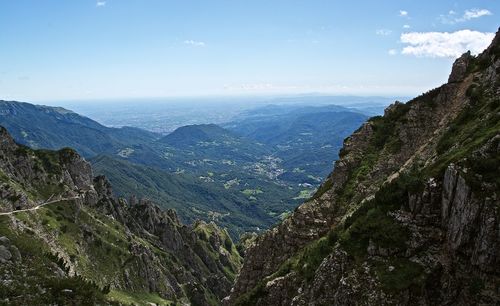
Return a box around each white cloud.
[403,24,411,29]
[96,1,106,7]
[400,30,495,58]
[183,40,206,47]
[399,10,408,17]
[388,49,398,56]
[440,8,492,24]
[376,29,392,36]
[463,8,492,20]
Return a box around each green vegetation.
[341,170,423,253]
[15,200,134,288]
[373,258,425,292]
[227,104,368,185]
[193,221,242,280]
[467,146,500,192]
[1,197,240,305]
[466,47,500,75]
[107,290,174,305]
[341,207,408,258]
[232,281,267,306]
[242,188,263,196]
[0,215,112,305]
[293,189,314,200]
[91,155,286,237]
[0,100,158,157]
[232,229,338,305]
[337,152,379,204]
[433,81,500,195]
[296,230,339,281]
[311,176,333,200]
[251,72,498,296]
[245,169,425,298]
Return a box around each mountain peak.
[490,27,500,48]
[448,51,473,83]
[448,27,500,83]
[159,123,235,146]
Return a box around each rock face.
[0,127,93,212]
[448,51,472,83]
[227,29,500,305]
[0,127,242,305]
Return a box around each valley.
[0,98,372,236]
[1,1,498,304]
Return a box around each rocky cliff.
[0,126,93,212]
[0,128,241,305]
[227,29,500,305]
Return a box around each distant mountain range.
[0,99,367,236]
[0,100,159,157]
[224,104,368,183]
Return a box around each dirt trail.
[0,196,81,216]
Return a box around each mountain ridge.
[226,28,500,305]
[0,100,159,157]
[0,126,242,305]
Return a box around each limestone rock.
[448,51,472,83]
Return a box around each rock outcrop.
[448,51,472,83]
[0,127,93,212]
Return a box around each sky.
[0,0,498,102]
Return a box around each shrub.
[469,277,485,295]
[374,258,425,292]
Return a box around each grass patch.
[293,189,314,200]
[431,83,500,193]
[241,189,263,196]
[311,176,333,200]
[0,215,110,305]
[107,290,173,306]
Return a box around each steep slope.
[0,100,159,157]
[90,155,274,237]
[227,30,500,305]
[0,127,241,305]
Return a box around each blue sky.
[0,0,498,101]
